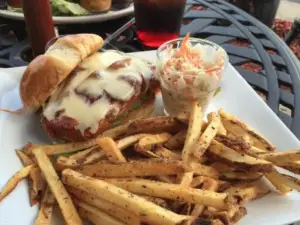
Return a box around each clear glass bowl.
[156,37,228,117]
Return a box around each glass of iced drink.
[133,0,186,48]
[156,34,228,117]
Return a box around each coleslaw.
[156,34,228,117]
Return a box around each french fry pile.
[1,104,300,225]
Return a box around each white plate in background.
[0,51,300,225]
[0,4,133,24]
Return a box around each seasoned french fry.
[241,146,267,158]
[154,146,181,160]
[212,219,226,225]
[26,141,96,156]
[182,102,203,164]
[68,188,140,225]
[55,153,104,171]
[210,162,262,182]
[208,140,272,172]
[16,150,45,205]
[32,149,82,225]
[231,207,247,224]
[189,178,220,225]
[77,160,188,177]
[102,123,131,139]
[202,206,246,225]
[264,169,292,194]
[135,133,172,157]
[156,175,177,183]
[220,171,262,181]
[127,116,185,135]
[68,146,100,161]
[138,133,172,147]
[190,176,204,188]
[190,176,229,191]
[279,174,300,191]
[250,146,267,154]
[62,169,191,225]
[201,178,220,191]
[0,164,35,202]
[180,172,194,188]
[35,187,55,225]
[56,134,147,170]
[210,162,233,172]
[139,195,168,209]
[203,205,246,225]
[260,150,300,164]
[76,200,126,225]
[117,134,148,150]
[277,161,300,174]
[215,135,251,154]
[194,113,221,159]
[16,150,34,165]
[104,178,230,210]
[225,182,270,204]
[202,207,231,225]
[97,137,126,163]
[190,160,220,179]
[164,130,187,150]
[55,157,81,171]
[28,167,46,206]
[208,112,227,136]
[194,218,225,225]
[219,109,275,151]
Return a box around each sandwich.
[5,34,157,141]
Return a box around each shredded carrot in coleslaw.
[161,33,225,88]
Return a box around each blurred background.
[227,0,299,60]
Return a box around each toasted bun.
[80,0,112,12]
[20,34,104,111]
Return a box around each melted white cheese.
[43,50,153,135]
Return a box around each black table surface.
[0,0,300,139]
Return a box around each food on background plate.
[2,105,300,225]
[8,0,115,16]
[156,33,227,117]
[1,33,157,141]
[51,0,89,16]
[80,0,112,12]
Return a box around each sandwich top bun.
[80,0,112,12]
[20,33,104,111]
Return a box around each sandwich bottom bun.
[41,90,156,142]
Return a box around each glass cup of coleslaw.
[156,35,228,117]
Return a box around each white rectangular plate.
[1,51,300,225]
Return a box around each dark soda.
[134,0,186,48]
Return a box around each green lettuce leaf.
[8,0,88,16]
[111,95,150,128]
[7,6,23,13]
[51,0,88,16]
